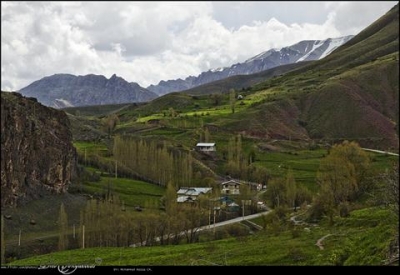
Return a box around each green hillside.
[62,4,399,152]
[6,206,398,266]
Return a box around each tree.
[264,177,286,208]
[164,181,178,215]
[382,161,399,218]
[210,93,222,106]
[58,203,69,251]
[1,215,4,264]
[229,88,236,114]
[328,140,371,197]
[204,127,211,143]
[316,155,357,205]
[285,168,297,210]
[102,114,120,137]
[311,141,370,223]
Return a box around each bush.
[339,202,351,218]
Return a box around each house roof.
[221,179,241,186]
[177,187,212,196]
[196,143,215,147]
[177,196,195,203]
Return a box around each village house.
[220,179,241,195]
[176,187,212,203]
[195,142,216,152]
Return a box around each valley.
[1,3,399,267]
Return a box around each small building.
[227,202,240,212]
[196,143,216,152]
[219,196,235,205]
[220,179,241,195]
[177,187,212,203]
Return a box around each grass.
[6,206,396,266]
[73,141,109,157]
[80,169,165,209]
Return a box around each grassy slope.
[63,5,399,152]
[179,62,312,96]
[6,206,396,266]
[224,4,399,149]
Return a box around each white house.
[196,143,216,152]
[220,179,241,195]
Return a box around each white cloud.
[1,1,397,91]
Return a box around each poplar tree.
[1,215,5,264]
[229,88,236,114]
[285,168,297,210]
[58,203,69,251]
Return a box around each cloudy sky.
[1,1,398,91]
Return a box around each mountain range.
[17,35,354,108]
[147,35,354,96]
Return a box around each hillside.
[115,3,399,151]
[268,3,399,150]
[179,61,311,96]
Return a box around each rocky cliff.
[1,92,78,208]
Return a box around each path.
[362,148,399,156]
[315,234,332,250]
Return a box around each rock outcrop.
[1,91,78,208]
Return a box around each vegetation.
[6,205,397,266]
[1,3,398,266]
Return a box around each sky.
[1,1,398,91]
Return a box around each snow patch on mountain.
[296,40,325,62]
[54,98,74,108]
[147,35,354,96]
[319,36,349,59]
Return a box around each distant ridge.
[18,73,158,109]
[147,35,354,96]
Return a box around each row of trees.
[224,134,270,184]
[55,193,213,250]
[113,136,193,188]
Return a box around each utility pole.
[213,209,216,235]
[242,200,244,220]
[115,160,118,179]
[82,225,85,249]
[208,209,211,229]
